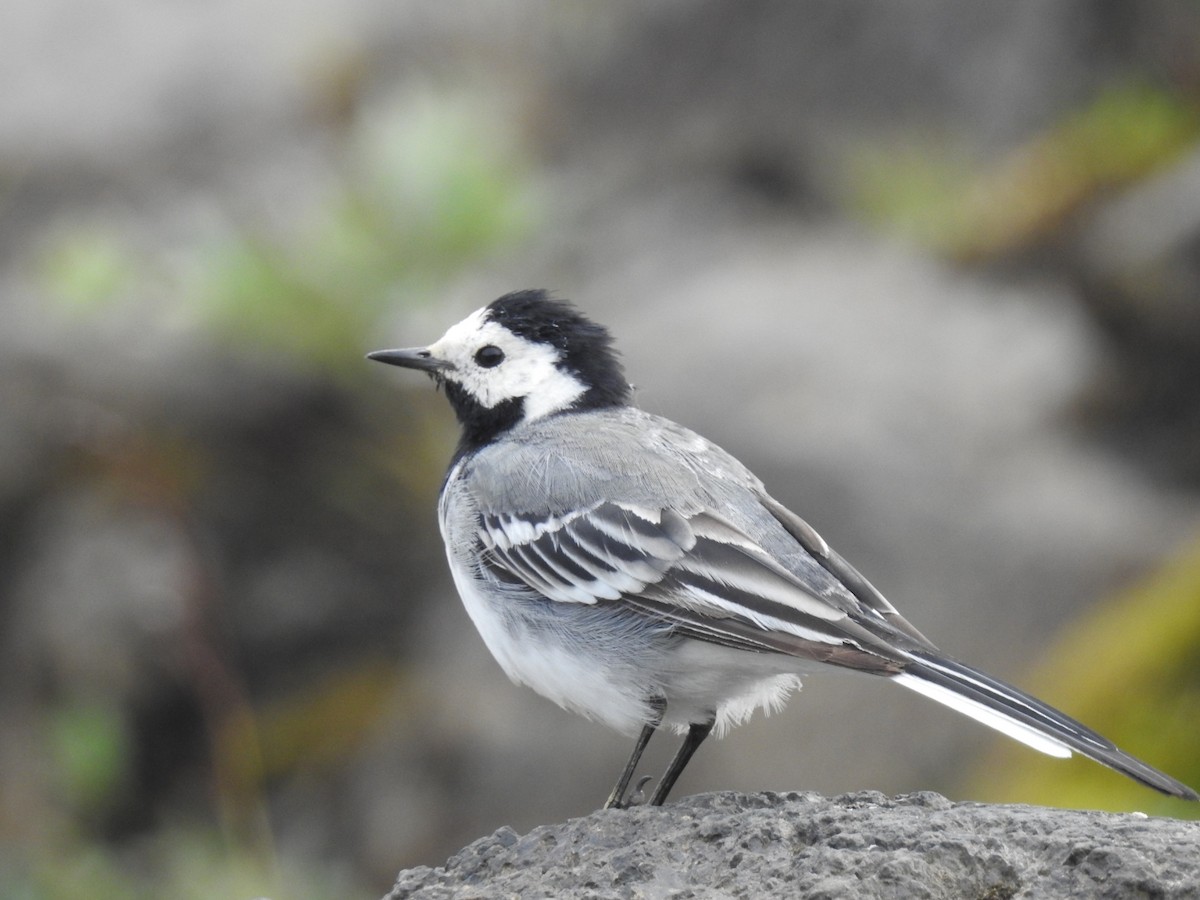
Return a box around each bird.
[368,289,1198,809]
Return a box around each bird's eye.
[474,345,505,368]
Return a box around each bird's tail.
[892,651,1197,800]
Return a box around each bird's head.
[369,290,630,449]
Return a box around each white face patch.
[428,306,588,422]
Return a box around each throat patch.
[445,382,524,456]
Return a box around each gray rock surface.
[386,791,1200,900]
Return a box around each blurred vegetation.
[966,534,1200,816]
[15,87,538,900]
[851,79,1200,816]
[10,830,365,900]
[850,81,1200,259]
[196,93,536,374]
[41,89,537,377]
[49,697,132,823]
[15,33,1200,900]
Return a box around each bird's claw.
[626,775,655,807]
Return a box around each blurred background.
[3,1,1200,897]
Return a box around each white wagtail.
[369,289,1198,808]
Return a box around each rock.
[385,791,1200,900]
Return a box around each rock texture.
[386,791,1200,900]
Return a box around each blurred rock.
[1069,147,1200,484]
[551,1,1200,202]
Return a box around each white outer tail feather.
[893,672,1073,759]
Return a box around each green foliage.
[6,696,374,900]
[50,698,130,818]
[849,81,1200,258]
[39,232,138,312]
[41,89,538,376]
[197,93,537,373]
[847,137,978,248]
[6,830,373,900]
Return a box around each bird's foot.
[623,775,656,808]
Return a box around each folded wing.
[478,501,905,671]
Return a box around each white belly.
[448,549,804,736]
[447,555,654,734]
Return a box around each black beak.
[366,347,452,372]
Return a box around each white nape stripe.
[892,673,1073,759]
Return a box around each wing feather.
[477,500,906,671]
[759,493,935,648]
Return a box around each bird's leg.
[604,697,665,809]
[603,724,656,809]
[648,719,714,807]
